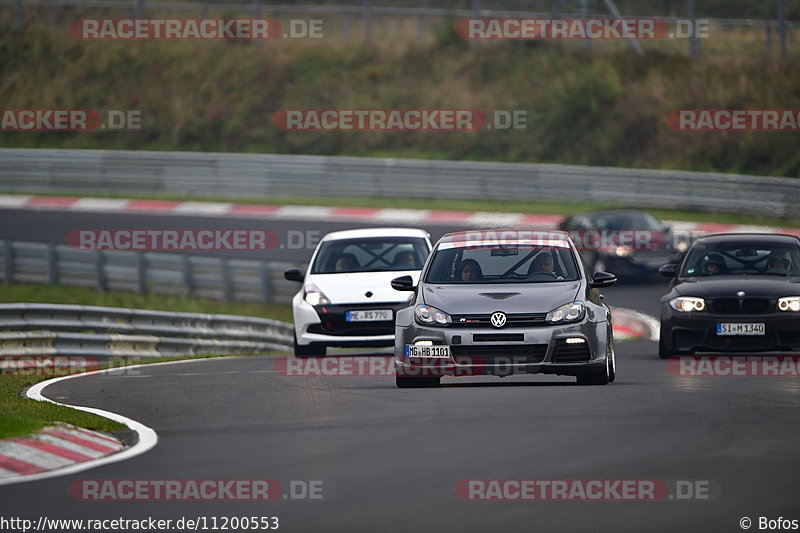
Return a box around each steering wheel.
[527,271,558,280]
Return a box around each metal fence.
[0,239,302,304]
[1,0,798,56]
[1,148,798,217]
[0,302,294,357]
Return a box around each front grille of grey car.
[472,333,525,342]
[551,340,592,363]
[451,313,548,327]
[450,344,548,365]
[710,298,772,315]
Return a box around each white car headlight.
[669,296,705,312]
[304,284,331,306]
[777,297,800,312]
[546,301,585,323]
[415,304,452,326]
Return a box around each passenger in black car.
[765,250,791,274]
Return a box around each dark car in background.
[558,210,687,279]
[658,233,800,359]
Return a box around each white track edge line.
[0,356,244,486]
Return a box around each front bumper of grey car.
[394,315,611,378]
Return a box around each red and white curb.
[1,194,797,235]
[612,308,660,342]
[0,366,159,486]
[0,423,124,480]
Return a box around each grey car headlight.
[669,296,705,312]
[415,304,452,326]
[546,301,585,323]
[777,297,800,312]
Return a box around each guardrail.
[1,148,798,216]
[0,303,294,357]
[3,0,797,56]
[0,239,301,305]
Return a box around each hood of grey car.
[421,282,581,314]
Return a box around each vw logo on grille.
[490,312,507,328]
[736,291,746,297]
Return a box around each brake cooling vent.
[551,339,592,363]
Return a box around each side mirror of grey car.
[658,264,679,278]
[391,275,416,291]
[284,268,305,282]
[590,271,617,288]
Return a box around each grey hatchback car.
[391,230,618,388]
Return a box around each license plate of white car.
[405,345,451,358]
[345,310,392,322]
[716,323,765,336]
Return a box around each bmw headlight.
[669,296,705,312]
[546,301,585,323]
[304,284,331,306]
[415,304,452,326]
[777,297,800,312]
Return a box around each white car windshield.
[311,237,429,274]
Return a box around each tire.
[658,338,675,360]
[577,369,609,385]
[576,355,610,385]
[395,375,441,388]
[658,327,674,359]
[607,342,616,383]
[294,333,326,357]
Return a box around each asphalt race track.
[3,339,800,532]
[1,207,799,532]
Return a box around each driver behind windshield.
[702,253,727,275]
[334,253,360,272]
[459,259,483,282]
[392,250,418,269]
[765,250,791,274]
[531,253,555,273]
[528,251,564,280]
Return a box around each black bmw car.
[658,233,800,359]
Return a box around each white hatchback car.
[284,228,432,356]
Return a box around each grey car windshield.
[312,237,428,274]
[425,244,580,284]
[681,243,800,277]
